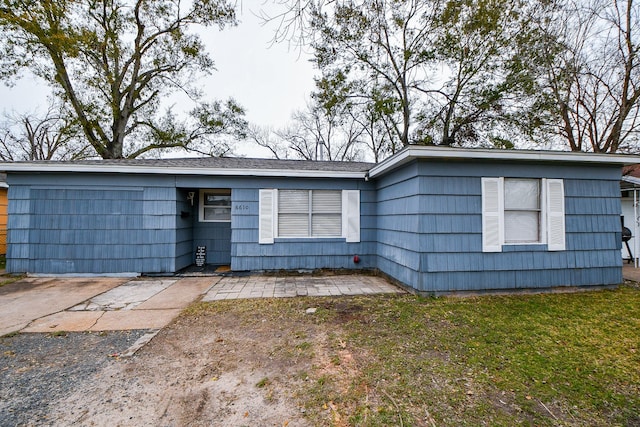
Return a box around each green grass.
[328,287,640,426]
[0,255,26,288]
[187,285,640,426]
[256,377,271,388]
[0,275,25,288]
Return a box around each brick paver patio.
[201,274,404,301]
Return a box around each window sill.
[502,244,549,252]
[274,237,345,243]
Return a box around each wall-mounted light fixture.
[187,191,195,206]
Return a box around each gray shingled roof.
[28,156,374,172]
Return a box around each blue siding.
[375,166,423,290]
[7,185,31,272]
[6,174,179,274]
[25,187,146,273]
[229,182,376,271]
[175,188,194,271]
[376,160,623,293]
[193,221,231,265]
[4,159,625,291]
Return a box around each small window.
[482,177,565,252]
[199,189,231,222]
[504,178,541,243]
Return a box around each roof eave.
[622,176,640,186]
[368,146,640,178]
[0,163,367,179]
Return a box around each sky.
[196,1,317,129]
[0,1,317,156]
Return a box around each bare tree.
[248,100,367,161]
[0,102,91,161]
[525,0,640,153]
[262,0,538,149]
[246,124,291,159]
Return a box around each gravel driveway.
[0,330,147,426]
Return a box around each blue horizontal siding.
[565,197,620,215]
[415,160,621,180]
[376,160,623,293]
[565,214,621,232]
[232,254,374,271]
[4,161,624,290]
[419,214,482,234]
[7,183,178,274]
[424,267,621,292]
[175,176,371,191]
[175,189,194,271]
[193,222,232,265]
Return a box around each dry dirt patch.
[49,298,356,426]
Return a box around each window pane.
[204,194,230,206]
[204,207,231,221]
[201,189,231,222]
[312,214,342,236]
[504,179,540,210]
[505,211,539,243]
[277,190,343,238]
[312,190,341,213]
[278,213,309,237]
[279,190,309,213]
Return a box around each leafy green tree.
[310,0,436,147]
[420,0,535,147]
[277,0,537,150]
[0,0,247,159]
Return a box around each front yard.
[184,282,640,426]
[2,280,639,426]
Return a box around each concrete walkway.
[202,274,402,301]
[622,263,640,282]
[0,274,403,335]
[0,277,127,336]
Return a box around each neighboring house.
[621,164,640,261]
[1,146,635,294]
[0,173,7,255]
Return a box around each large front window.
[278,190,342,237]
[258,188,360,244]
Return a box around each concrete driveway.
[0,277,217,336]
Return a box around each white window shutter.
[546,179,565,251]
[482,177,504,252]
[342,190,360,243]
[259,189,275,244]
